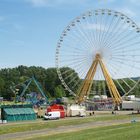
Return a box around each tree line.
[0,65,139,101]
[0,65,68,100]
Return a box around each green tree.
[54,85,66,98]
[0,76,5,97]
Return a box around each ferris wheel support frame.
[76,53,122,105]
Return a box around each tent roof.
[4,108,35,115]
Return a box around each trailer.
[122,100,140,110]
[66,104,86,117]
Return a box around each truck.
[122,100,140,110]
[44,111,60,120]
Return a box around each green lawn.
[0,114,140,135]
[27,122,140,140]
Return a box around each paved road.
[1,118,140,140]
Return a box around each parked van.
[44,111,60,120]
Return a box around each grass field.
[26,122,140,140]
[0,114,140,135]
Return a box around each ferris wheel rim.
[56,9,140,97]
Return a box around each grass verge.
[26,122,140,140]
[0,114,140,135]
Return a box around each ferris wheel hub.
[95,53,101,59]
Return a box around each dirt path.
[1,118,140,140]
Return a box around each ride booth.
[47,104,65,118]
[1,104,36,122]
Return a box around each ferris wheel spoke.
[64,26,93,51]
[88,12,99,49]
[61,39,87,51]
[64,58,89,69]
[60,59,88,66]
[98,14,106,48]
[115,79,127,94]
[62,58,89,72]
[111,56,140,63]
[107,63,136,94]
[111,39,140,53]
[96,12,102,49]
[95,11,105,49]
[111,58,140,70]
[94,12,99,49]
[66,69,84,88]
[101,17,121,48]
[109,62,137,85]
[98,12,110,48]
[72,66,86,89]
[60,53,88,57]
[60,46,88,53]
[123,79,140,96]
[106,30,139,51]
[71,80,81,90]
[60,53,89,59]
[66,63,88,90]
[84,13,98,49]
[71,62,89,78]
[128,78,137,84]
[102,14,124,48]
[112,54,140,57]
[64,33,92,51]
[103,17,132,50]
[107,65,135,94]
[60,55,88,63]
[109,61,137,84]
[63,71,76,81]
[107,61,122,76]
[101,13,116,47]
[61,41,88,52]
[110,57,140,76]
[121,79,132,89]
[74,21,96,50]
[101,12,119,46]
[60,65,85,77]
[102,13,135,48]
[60,68,75,76]
[113,48,140,54]
[59,46,86,56]
[66,75,79,86]
[106,32,136,53]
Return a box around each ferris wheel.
[56,9,140,104]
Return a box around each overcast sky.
[0,0,140,68]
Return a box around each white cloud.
[129,0,139,4]
[123,0,140,6]
[26,0,48,7]
[26,0,87,7]
[98,0,116,4]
